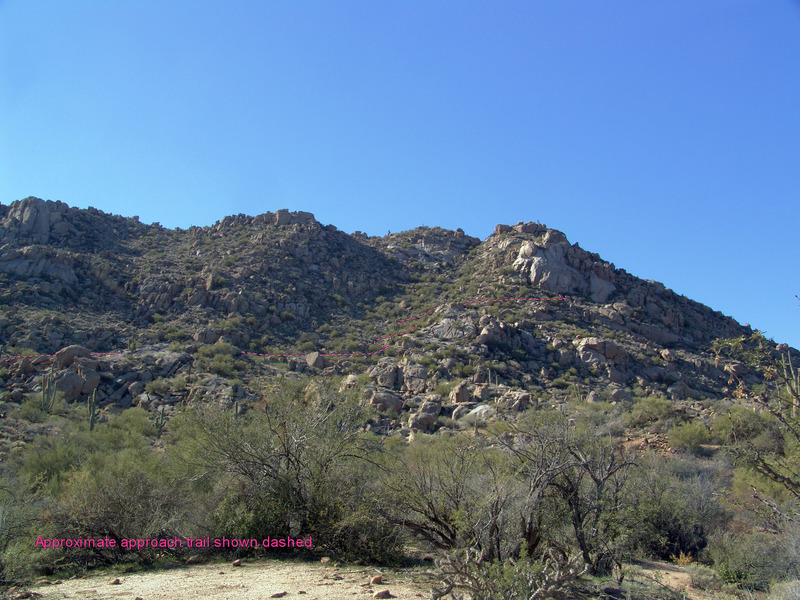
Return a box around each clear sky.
[1,1,799,348]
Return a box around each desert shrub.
[378,433,523,557]
[686,563,722,590]
[2,409,190,580]
[436,416,457,429]
[167,381,399,563]
[18,431,93,495]
[626,395,675,428]
[768,580,800,600]
[431,548,587,600]
[196,341,235,358]
[0,473,46,584]
[669,420,711,454]
[44,448,189,567]
[706,530,800,590]
[621,453,728,561]
[16,396,46,423]
[195,341,246,375]
[146,377,171,396]
[452,363,475,378]
[434,381,455,396]
[712,405,784,453]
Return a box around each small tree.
[712,332,800,503]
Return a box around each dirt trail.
[29,560,431,600]
[635,560,717,600]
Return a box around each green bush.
[167,381,399,563]
[44,448,189,566]
[146,377,171,396]
[197,341,235,358]
[17,396,46,423]
[712,406,784,454]
[620,453,728,561]
[626,396,675,428]
[686,563,722,591]
[669,421,711,454]
[433,381,455,397]
[768,580,800,600]
[706,530,800,591]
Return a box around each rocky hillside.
[0,196,795,450]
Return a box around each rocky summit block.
[55,345,91,369]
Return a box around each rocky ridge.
[0,196,795,452]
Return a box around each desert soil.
[28,559,433,600]
[23,558,720,600]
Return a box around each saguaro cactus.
[154,405,167,438]
[41,367,57,413]
[87,389,100,431]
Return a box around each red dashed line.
[0,351,125,363]
[240,295,564,360]
[1,295,564,364]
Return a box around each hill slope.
[0,195,794,441]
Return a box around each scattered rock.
[468,405,495,420]
[80,369,101,394]
[305,351,325,369]
[449,380,470,404]
[408,398,441,431]
[370,575,383,584]
[401,363,427,393]
[232,559,242,567]
[56,371,86,402]
[339,374,359,391]
[108,578,121,585]
[373,590,393,599]
[452,403,476,420]
[369,389,403,413]
[55,345,91,369]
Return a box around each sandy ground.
[20,558,733,600]
[27,560,433,600]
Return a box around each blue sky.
[1,1,799,348]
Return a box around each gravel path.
[29,560,432,600]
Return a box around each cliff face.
[0,196,791,439]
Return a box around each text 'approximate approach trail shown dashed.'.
[0,295,566,364]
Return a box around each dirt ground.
[633,559,713,600]
[20,557,738,600]
[26,559,433,600]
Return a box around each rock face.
[305,352,325,369]
[408,397,441,431]
[401,363,427,393]
[57,371,86,402]
[55,345,91,369]
[449,381,471,404]
[369,389,403,413]
[512,232,617,303]
[1,196,54,243]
